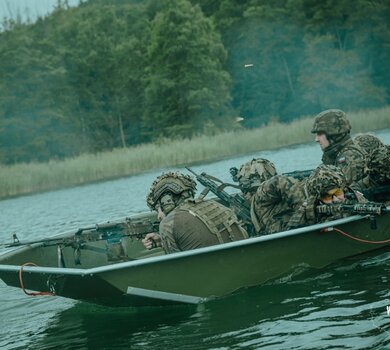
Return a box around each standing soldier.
[311,109,366,190]
[142,172,248,253]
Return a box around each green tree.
[223,0,304,126]
[49,3,150,150]
[297,0,387,112]
[142,0,233,140]
[0,18,78,163]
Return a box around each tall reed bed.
[1,107,390,199]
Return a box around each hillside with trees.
[1,0,389,164]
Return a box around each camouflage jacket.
[251,175,368,235]
[159,199,248,254]
[355,145,390,203]
[322,136,366,189]
[251,175,317,234]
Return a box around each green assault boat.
[0,205,389,308]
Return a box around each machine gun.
[316,202,389,216]
[185,167,252,226]
[3,216,160,249]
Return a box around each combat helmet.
[306,164,347,198]
[232,158,277,193]
[311,109,351,136]
[354,133,384,155]
[146,172,197,211]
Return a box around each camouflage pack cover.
[236,158,277,191]
[306,164,347,197]
[311,109,351,135]
[354,133,385,155]
[367,145,390,183]
[147,172,197,209]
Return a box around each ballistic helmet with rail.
[146,172,197,210]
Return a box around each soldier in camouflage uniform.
[251,164,366,234]
[359,144,390,203]
[311,109,366,190]
[232,158,277,201]
[353,134,390,194]
[143,172,248,254]
[354,133,385,154]
[230,158,277,235]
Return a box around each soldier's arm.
[159,213,181,254]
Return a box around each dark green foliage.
[0,0,390,163]
[142,0,233,140]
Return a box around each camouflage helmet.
[354,133,384,155]
[367,146,390,183]
[235,158,277,192]
[146,172,197,210]
[306,164,347,197]
[311,109,351,136]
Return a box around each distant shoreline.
[1,107,389,200]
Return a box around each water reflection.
[19,248,390,350]
[28,302,200,350]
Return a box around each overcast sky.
[0,0,80,22]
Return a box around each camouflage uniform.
[147,172,248,254]
[362,145,390,203]
[252,174,309,234]
[311,109,366,190]
[354,134,390,193]
[231,158,277,235]
[368,145,390,186]
[252,165,365,234]
[354,133,385,154]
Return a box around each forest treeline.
[1,0,389,164]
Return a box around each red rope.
[322,227,390,244]
[18,262,55,297]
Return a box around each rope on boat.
[321,227,390,244]
[18,262,55,297]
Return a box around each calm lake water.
[1,130,390,350]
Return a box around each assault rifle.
[185,167,252,225]
[2,216,159,248]
[316,202,389,216]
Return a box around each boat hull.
[0,212,389,307]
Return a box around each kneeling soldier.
[143,172,248,254]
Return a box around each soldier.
[230,158,277,235]
[362,145,390,203]
[251,164,366,234]
[311,109,366,190]
[231,158,278,202]
[142,172,248,254]
[354,133,385,155]
[353,133,390,195]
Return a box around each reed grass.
[1,106,390,199]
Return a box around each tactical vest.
[177,200,248,243]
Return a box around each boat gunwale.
[0,212,382,276]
